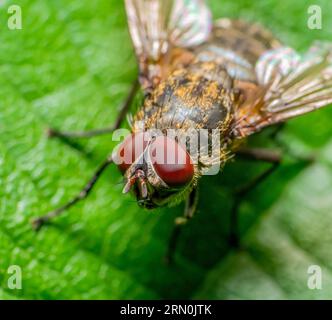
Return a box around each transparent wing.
[125,0,212,92]
[255,47,301,85]
[233,43,332,137]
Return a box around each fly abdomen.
[192,18,282,83]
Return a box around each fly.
[32,0,332,262]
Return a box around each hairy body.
[32,1,332,257]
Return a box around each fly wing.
[125,0,212,92]
[233,43,332,137]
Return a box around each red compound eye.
[115,132,149,173]
[149,136,194,187]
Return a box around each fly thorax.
[134,62,236,133]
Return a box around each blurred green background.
[0,0,332,299]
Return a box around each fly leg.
[165,188,198,265]
[236,147,282,163]
[269,123,285,140]
[31,156,114,231]
[269,123,315,163]
[47,79,139,139]
[230,148,282,247]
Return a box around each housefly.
[32,0,332,260]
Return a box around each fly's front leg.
[31,156,114,231]
[48,79,139,139]
[165,188,198,265]
[230,148,282,248]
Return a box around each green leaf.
[1,0,332,299]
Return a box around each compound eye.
[115,132,149,173]
[149,136,194,188]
